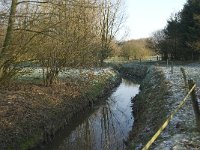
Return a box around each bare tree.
[98,0,125,66]
[0,0,126,84]
[0,0,18,82]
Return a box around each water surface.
[42,78,139,150]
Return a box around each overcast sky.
[117,0,187,40]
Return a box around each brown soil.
[0,81,83,148]
[0,76,120,150]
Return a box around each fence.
[141,69,200,150]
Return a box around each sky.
[119,0,187,40]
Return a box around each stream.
[40,78,140,150]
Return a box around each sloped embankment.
[124,66,170,149]
[152,66,200,149]
[117,64,148,81]
[0,69,121,150]
[118,63,200,149]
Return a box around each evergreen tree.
[179,0,200,60]
[151,0,200,61]
[164,13,182,60]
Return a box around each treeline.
[111,38,153,61]
[119,38,153,60]
[0,0,124,85]
[148,0,200,61]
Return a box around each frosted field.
[16,67,117,82]
[154,64,200,149]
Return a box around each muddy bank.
[124,66,170,149]
[0,69,121,150]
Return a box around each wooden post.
[180,67,187,87]
[188,79,200,131]
[171,61,173,74]
[167,59,169,68]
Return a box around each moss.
[7,146,13,150]
[87,82,104,97]
[6,132,41,150]
[19,131,41,150]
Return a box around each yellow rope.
[142,84,196,150]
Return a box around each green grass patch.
[20,131,41,150]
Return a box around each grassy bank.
[121,61,200,149]
[117,63,170,149]
[128,66,170,149]
[0,68,121,150]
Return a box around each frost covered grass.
[124,61,200,149]
[153,63,200,149]
[14,67,118,84]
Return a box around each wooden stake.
[171,61,173,74]
[180,67,188,87]
[188,79,200,131]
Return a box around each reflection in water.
[44,79,139,150]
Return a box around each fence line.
[141,84,196,150]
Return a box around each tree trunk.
[1,0,17,54]
[0,0,18,80]
[45,68,59,86]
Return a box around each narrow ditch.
[35,78,140,150]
